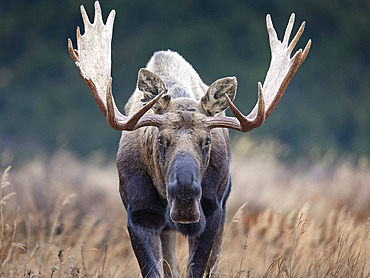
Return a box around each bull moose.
[68,1,310,277]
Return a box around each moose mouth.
[169,199,201,224]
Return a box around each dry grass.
[0,140,369,277]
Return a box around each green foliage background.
[0,0,369,162]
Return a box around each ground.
[1,138,369,277]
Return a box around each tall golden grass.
[1,139,369,277]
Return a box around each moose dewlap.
[68,1,311,277]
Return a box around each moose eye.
[204,137,211,148]
[158,135,164,145]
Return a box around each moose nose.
[167,152,202,199]
[167,178,202,223]
[167,179,202,223]
[167,152,202,223]
[167,180,202,201]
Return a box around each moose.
[68,2,310,277]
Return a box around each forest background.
[1,0,369,166]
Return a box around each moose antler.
[205,13,311,132]
[68,1,166,130]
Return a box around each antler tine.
[106,9,116,27]
[68,38,78,62]
[93,1,104,25]
[283,13,295,47]
[289,20,305,53]
[68,1,165,131]
[80,5,91,28]
[300,39,312,65]
[205,13,311,132]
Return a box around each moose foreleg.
[119,166,167,278]
[127,210,165,278]
[187,202,223,278]
[161,229,179,278]
[205,205,226,278]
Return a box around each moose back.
[68,1,310,277]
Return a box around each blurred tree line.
[0,0,369,163]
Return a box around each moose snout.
[167,181,202,223]
[167,153,202,224]
[169,198,201,224]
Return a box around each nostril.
[167,181,202,202]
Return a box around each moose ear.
[201,77,237,116]
[137,68,171,113]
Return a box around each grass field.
[1,138,369,277]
